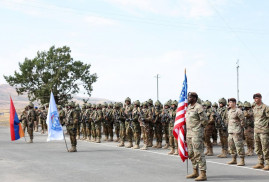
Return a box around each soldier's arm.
[198,106,208,127]
[238,110,245,128]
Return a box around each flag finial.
[184,68,186,74]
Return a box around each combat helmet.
[134,100,141,106]
[171,100,178,107]
[29,102,34,108]
[205,100,212,107]
[244,102,251,108]
[154,100,161,106]
[218,98,227,106]
[148,99,153,106]
[125,97,131,103]
[212,102,218,108]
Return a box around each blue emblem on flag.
[50,111,62,131]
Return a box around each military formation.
[19,93,269,181]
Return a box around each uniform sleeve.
[238,109,245,127]
[265,105,269,118]
[208,112,216,125]
[197,106,208,126]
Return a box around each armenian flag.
[10,97,24,141]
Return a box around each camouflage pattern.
[168,104,178,154]
[186,102,208,171]
[139,104,153,150]
[161,104,170,148]
[153,104,163,148]
[124,103,133,147]
[204,107,216,155]
[227,108,245,158]
[92,106,103,142]
[27,106,37,140]
[66,106,79,147]
[20,106,28,134]
[131,105,141,148]
[253,103,269,165]
[39,106,47,134]
[217,106,229,152]
[243,107,254,155]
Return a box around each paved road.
[0,126,268,182]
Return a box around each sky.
[1,0,269,104]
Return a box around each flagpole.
[184,68,188,175]
[63,130,69,152]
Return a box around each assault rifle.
[213,108,227,132]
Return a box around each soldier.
[161,102,170,149]
[168,100,178,155]
[75,104,82,140]
[211,102,218,145]
[139,102,153,150]
[92,104,103,143]
[131,100,141,149]
[147,99,155,147]
[102,102,110,141]
[66,102,79,152]
[58,105,65,126]
[252,93,269,170]
[39,106,46,134]
[152,100,163,149]
[20,106,28,134]
[227,98,245,166]
[113,102,125,146]
[124,97,133,148]
[243,102,254,156]
[34,107,39,132]
[216,98,229,158]
[85,103,92,141]
[186,92,207,181]
[81,104,87,140]
[106,103,114,141]
[27,103,36,143]
[204,100,216,156]
[91,104,97,142]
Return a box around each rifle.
[213,108,227,132]
[139,109,145,126]
[126,111,134,131]
[161,110,171,124]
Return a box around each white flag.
[46,92,63,141]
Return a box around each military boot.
[114,137,120,142]
[227,155,237,165]
[186,169,199,179]
[69,146,77,152]
[173,149,178,155]
[91,137,96,142]
[247,148,254,156]
[217,149,228,158]
[157,142,162,149]
[237,157,245,166]
[126,142,133,148]
[152,143,158,148]
[147,141,153,147]
[140,144,148,150]
[207,148,213,156]
[162,143,169,149]
[87,136,91,141]
[253,163,264,169]
[195,170,207,181]
[118,141,125,147]
[263,165,269,170]
[132,145,140,149]
[213,140,217,146]
[168,148,175,155]
[96,138,101,143]
[104,136,108,141]
[34,121,38,132]
[108,137,113,142]
[204,148,209,155]
[28,139,33,143]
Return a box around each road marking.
[80,140,269,174]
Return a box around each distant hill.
[0,84,112,109]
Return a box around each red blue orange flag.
[10,97,24,141]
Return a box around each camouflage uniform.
[75,104,82,140]
[90,104,97,142]
[168,101,178,155]
[34,107,40,132]
[84,104,92,141]
[92,104,103,143]
[80,105,87,140]
[253,102,269,170]
[124,101,134,148]
[212,102,218,145]
[227,107,245,165]
[27,103,36,143]
[131,101,141,149]
[102,103,110,141]
[147,99,155,147]
[243,102,254,156]
[20,106,28,134]
[217,98,229,158]
[161,102,170,149]
[66,102,79,152]
[152,101,163,149]
[204,101,216,156]
[39,106,47,134]
[113,103,125,146]
[186,102,208,172]
[106,103,114,141]
[139,102,152,150]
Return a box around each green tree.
[4,46,97,105]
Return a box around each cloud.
[104,0,227,18]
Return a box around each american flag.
[173,71,188,162]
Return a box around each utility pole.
[154,74,160,101]
[236,60,239,102]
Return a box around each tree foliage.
[4,46,97,105]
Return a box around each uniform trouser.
[244,127,254,150]
[187,137,207,171]
[114,123,120,139]
[91,122,96,139]
[218,129,228,150]
[86,122,91,138]
[149,122,154,144]
[39,119,45,131]
[95,122,102,139]
[169,124,178,149]
[27,122,34,139]
[204,124,214,149]
[120,122,126,141]
[125,121,133,142]
[163,123,169,144]
[77,123,81,136]
[34,119,38,131]
[155,122,163,143]
[254,133,269,165]
[228,132,245,158]
[22,121,27,134]
[142,123,150,145]
[108,122,113,139]
[103,122,109,138]
[82,122,87,138]
[133,122,141,145]
[67,126,77,147]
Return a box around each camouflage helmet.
[103,102,108,107]
[202,101,206,106]
[212,102,218,107]
[148,99,153,105]
[134,100,140,106]
[108,103,113,108]
[244,102,251,108]
[164,101,170,107]
[86,103,92,108]
[237,101,243,107]
[57,105,62,109]
[97,103,102,109]
[82,105,86,109]
[252,102,256,107]
[142,102,148,107]
[92,104,96,108]
[154,100,161,106]
[125,97,131,103]
[205,100,212,107]
[218,98,227,106]
[197,98,202,104]
[115,102,121,108]
[29,102,34,108]
[171,100,178,107]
